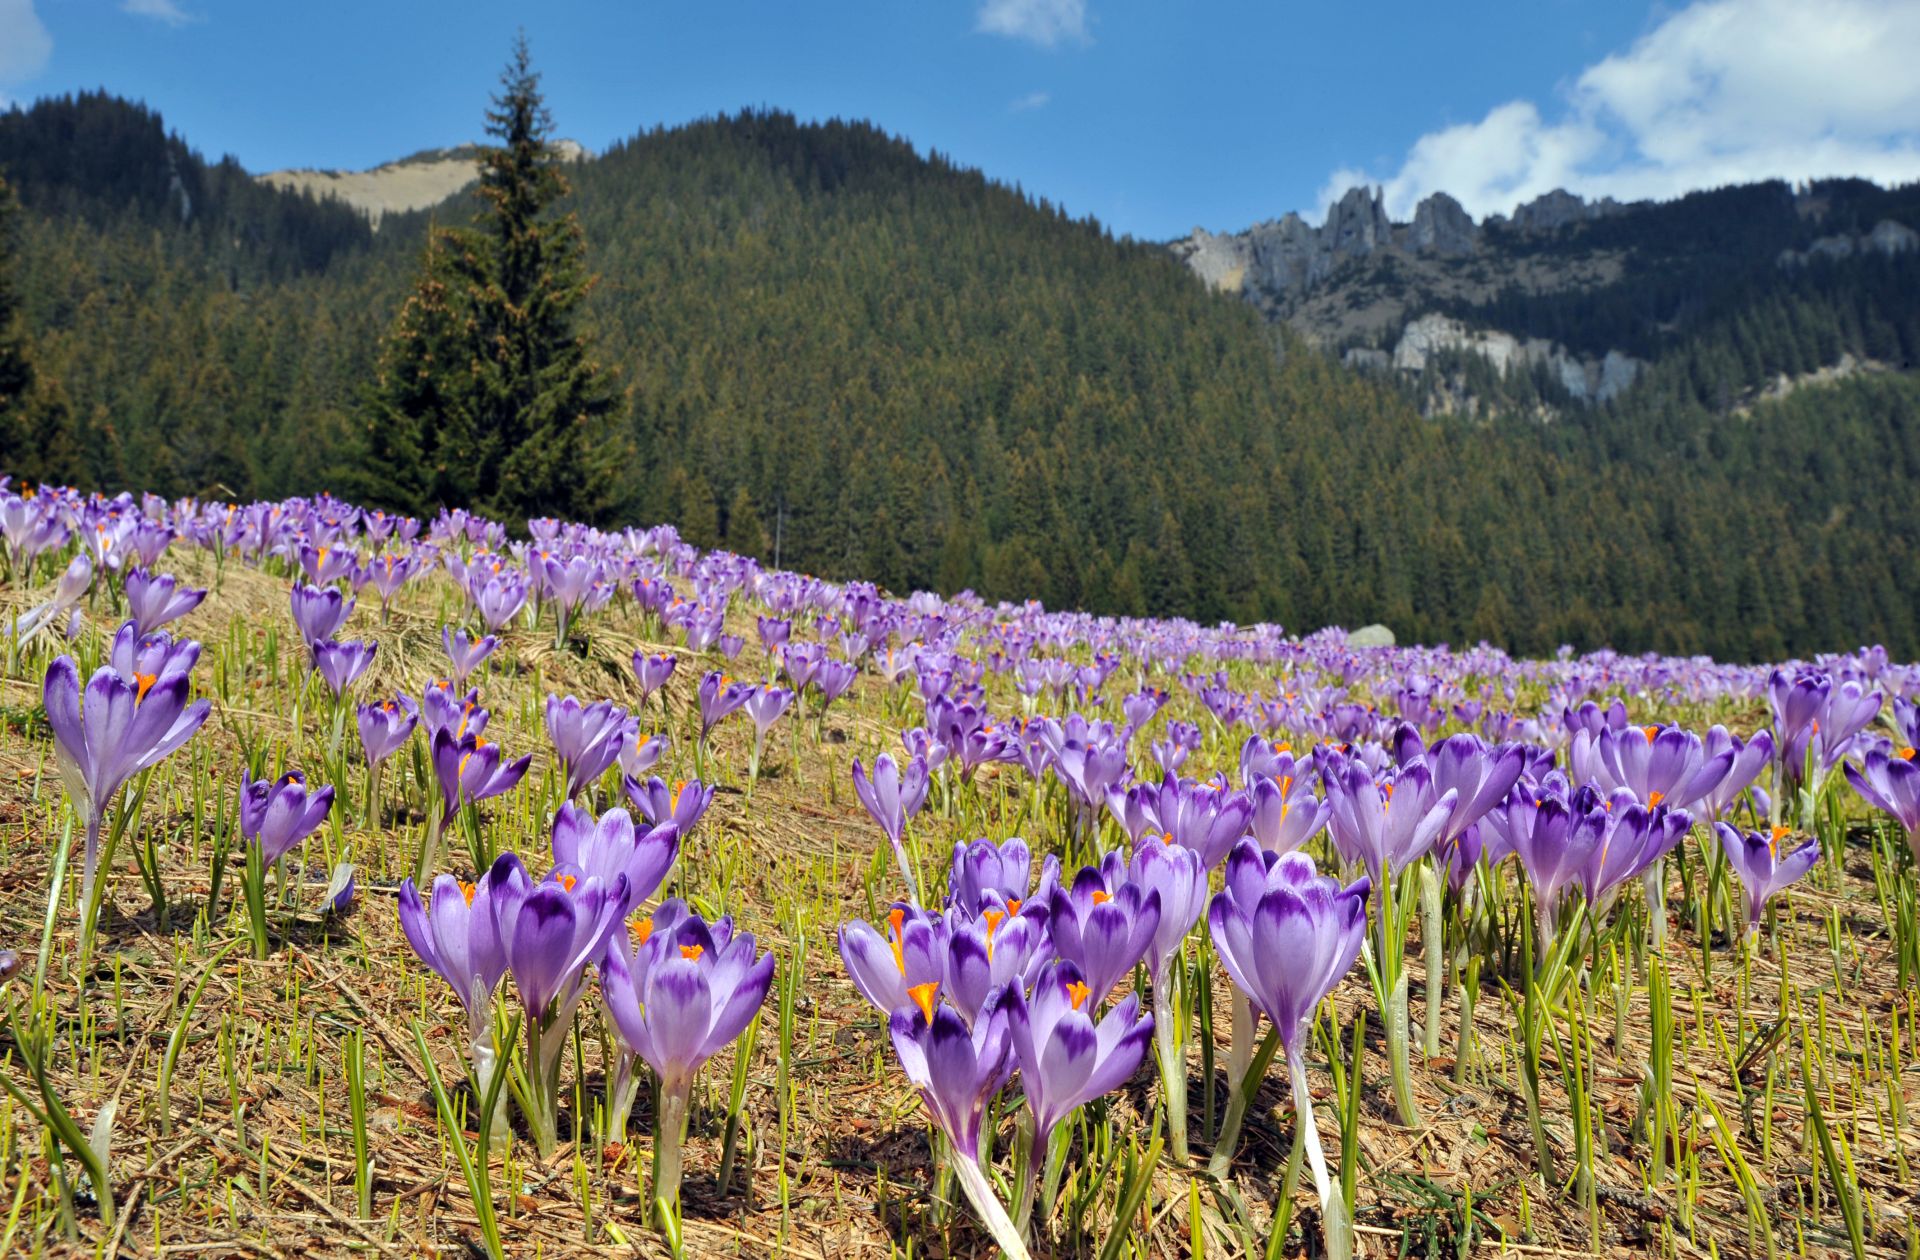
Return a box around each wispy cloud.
[122,0,198,27]
[1318,0,1920,221]
[976,0,1088,49]
[1009,90,1051,113]
[0,0,53,95]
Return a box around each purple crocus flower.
[1714,822,1820,939]
[947,837,1053,917]
[885,990,1027,1254]
[357,695,420,768]
[500,864,630,1155]
[298,543,353,585]
[742,685,794,779]
[1845,749,1920,860]
[888,988,1013,1162]
[942,900,1050,1024]
[1005,958,1152,1162]
[1106,774,1254,869]
[289,583,353,656]
[623,774,716,841]
[853,753,932,905]
[1320,753,1457,879]
[1126,836,1208,983]
[430,728,532,816]
[617,729,668,780]
[1207,840,1367,1236]
[1493,781,1596,946]
[442,626,498,683]
[1247,757,1330,856]
[1697,727,1776,818]
[422,681,488,742]
[840,902,949,1018]
[545,694,632,800]
[1209,841,1369,1058]
[603,902,774,1090]
[43,647,211,932]
[314,639,377,698]
[1894,698,1920,750]
[812,658,860,714]
[109,619,199,687]
[473,572,529,631]
[603,902,775,1213]
[124,568,206,636]
[549,803,680,914]
[1420,734,1527,846]
[364,551,418,618]
[398,855,521,1036]
[631,650,678,701]
[695,669,754,741]
[238,769,335,866]
[1045,862,1161,1006]
[1569,725,1731,811]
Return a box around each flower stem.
[1207,1022,1281,1180]
[949,1151,1034,1260]
[1153,980,1189,1162]
[1289,1050,1351,1260]
[1384,969,1420,1126]
[1419,863,1444,1059]
[653,1082,690,1230]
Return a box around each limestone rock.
[1409,192,1477,256]
[1347,624,1395,648]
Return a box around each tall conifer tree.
[362,36,630,524]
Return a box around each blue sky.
[4,0,1919,241]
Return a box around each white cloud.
[122,0,196,26]
[1009,90,1051,112]
[1319,0,1920,221]
[976,0,1088,48]
[0,0,52,91]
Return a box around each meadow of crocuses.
[0,481,1916,1258]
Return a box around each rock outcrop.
[1350,312,1643,405]
[1778,219,1918,267]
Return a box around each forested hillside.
[0,92,1913,659]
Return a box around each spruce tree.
[363,36,630,525]
[0,176,38,475]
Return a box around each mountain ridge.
[1173,180,1920,413]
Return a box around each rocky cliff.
[1172,180,1917,414]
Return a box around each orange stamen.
[1090,890,1111,906]
[1066,980,1091,1010]
[1642,726,1659,743]
[888,908,908,975]
[679,944,704,961]
[1648,790,1666,807]
[558,874,576,892]
[907,981,939,1022]
[459,880,476,905]
[134,672,157,704]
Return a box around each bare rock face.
[1409,192,1477,256]
[1171,228,1253,293]
[1387,313,1643,403]
[1778,218,1915,267]
[1509,188,1623,233]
